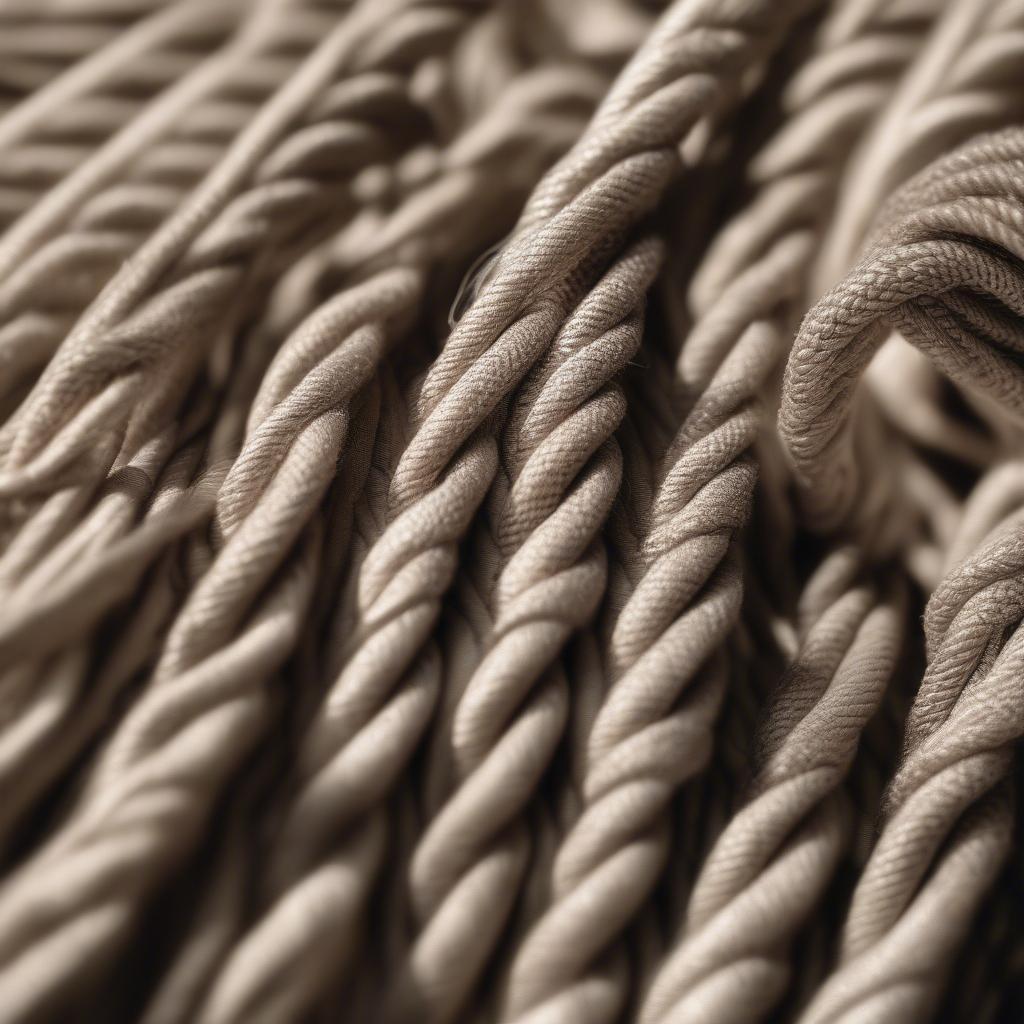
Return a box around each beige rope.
[388,238,663,1024]
[2,2,1024,1021]
[199,6,817,1023]
[0,0,177,115]
[0,0,475,497]
[183,63,615,1024]
[0,266,419,1018]
[639,551,904,1023]
[497,1,932,1017]
[781,127,1024,1022]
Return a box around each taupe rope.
[498,1,931,1017]
[781,127,1024,1022]
[2,2,1024,1021]
[203,5,818,1021]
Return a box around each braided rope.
[0,267,419,1019]
[383,238,663,1024]
[187,7,819,1023]
[0,0,243,234]
[0,0,474,497]
[639,550,903,1024]
[494,1,934,1017]
[779,128,1024,1022]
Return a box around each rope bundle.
[1,1,1024,1022]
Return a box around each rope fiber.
[1,1,1023,1021]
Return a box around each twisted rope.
[817,0,1024,292]
[0,266,420,1020]
[192,358,415,1024]
[0,0,325,407]
[3,3,1024,1021]
[800,525,1018,1022]
[591,5,948,1017]
[385,238,663,1024]
[192,6,819,1023]
[326,64,609,277]
[182,62,622,1024]
[688,0,944,312]
[0,0,243,233]
[779,128,1024,1022]
[0,353,261,847]
[639,550,903,1023]
[780,128,1024,531]
[494,0,933,1016]
[0,0,473,497]
[819,0,1024,554]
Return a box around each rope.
[497,1,933,1017]
[201,6,818,1021]
[781,127,1024,1023]
[2,2,1024,1020]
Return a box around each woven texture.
[1,0,1023,1021]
